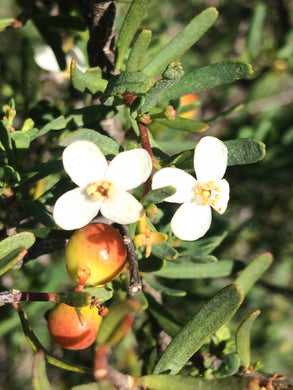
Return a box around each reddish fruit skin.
[65,223,127,286]
[48,303,102,350]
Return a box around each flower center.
[193,180,221,207]
[86,180,113,201]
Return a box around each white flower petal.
[211,179,230,214]
[194,136,228,182]
[152,167,196,203]
[171,202,212,241]
[34,45,60,72]
[101,188,144,224]
[106,149,152,190]
[53,187,101,230]
[63,140,107,187]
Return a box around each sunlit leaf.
[236,310,261,369]
[59,128,122,157]
[0,232,36,276]
[115,0,154,70]
[139,374,254,390]
[126,29,152,72]
[154,116,208,133]
[162,61,253,101]
[153,284,244,374]
[152,259,244,279]
[70,60,107,94]
[142,8,218,77]
[235,252,273,295]
[224,139,266,165]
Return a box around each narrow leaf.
[225,139,266,165]
[151,242,178,260]
[236,310,261,369]
[0,18,15,32]
[142,8,218,77]
[115,0,154,70]
[140,374,254,390]
[213,353,241,378]
[59,128,122,157]
[154,116,208,133]
[142,186,177,205]
[83,285,114,304]
[162,61,253,101]
[0,232,36,275]
[144,276,186,297]
[139,62,184,114]
[36,106,116,139]
[152,259,244,279]
[32,350,52,390]
[146,293,182,338]
[126,29,152,72]
[235,252,273,295]
[153,284,244,374]
[0,248,27,277]
[175,232,228,257]
[101,72,153,102]
[70,60,107,94]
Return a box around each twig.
[116,224,142,296]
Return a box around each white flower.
[152,136,229,241]
[53,140,152,230]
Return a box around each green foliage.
[0,0,292,388]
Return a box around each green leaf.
[146,293,182,338]
[235,252,273,295]
[142,186,177,206]
[20,200,55,228]
[59,128,122,157]
[10,131,31,161]
[32,350,52,390]
[0,232,36,276]
[152,259,244,279]
[225,139,266,165]
[70,60,107,94]
[175,232,228,257]
[151,242,178,261]
[36,106,116,139]
[139,62,184,114]
[0,119,15,163]
[162,61,253,101]
[101,72,153,103]
[126,29,152,72]
[153,284,244,374]
[144,276,186,297]
[139,374,253,390]
[115,0,154,70]
[22,160,63,185]
[154,116,208,133]
[0,18,15,32]
[16,304,92,373]
[83,285,114,304]
[247,3,266,60]
[213,353,241,378]
[236,310,261,369]
[142,8,218,77]
[97,300,140,345]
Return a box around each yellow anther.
[87,180,113,201]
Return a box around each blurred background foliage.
[0,0,293,389]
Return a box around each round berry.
[48,303,102,350]
[65,223,127,287]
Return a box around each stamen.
[87,180,113,201]
[193,180,221,206]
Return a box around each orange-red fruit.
[48,303,102,350]
[65,223,127,287]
